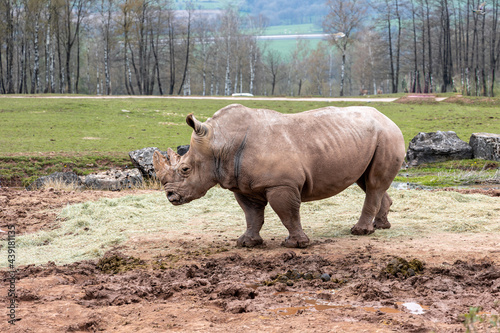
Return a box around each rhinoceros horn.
[153,150,169,180]
[153,149,179,180]
[186,114,209,137]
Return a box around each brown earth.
[1,187,500,332]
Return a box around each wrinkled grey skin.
[153,104,405,248]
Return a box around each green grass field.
[263,23,323,35]
[259,38,325,58]
[0,96,499,186]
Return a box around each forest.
[0,0,498,97]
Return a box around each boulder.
[28,171,82,190]
[82,168,143,190]
[177,145,190,156]
[469,133,500,161]
[406,131,473,166]
[129,147,168,178]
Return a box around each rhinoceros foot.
[237,234,264,247]
[374,219,391,230]
[282,234,310,248]
[350,225,375,235]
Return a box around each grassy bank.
[0,96,499,187]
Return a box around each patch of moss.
[97,254,146,274]
[262,269,343,286]
[384,257,425,279]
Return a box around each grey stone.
[28,171,82,190]
[469,133,500,162]
[177,145,190,156]
[129,147,168,178]
[406,131,473,166]
[82,168,143,190]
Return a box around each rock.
[469,133,500,162]
[28,172,82,190]
[129,147,168,178]
[82,168,143,190]
[177,145,190,156]
[320,273,331,282]
[406,131,473,166]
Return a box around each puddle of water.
[270,305,310,316]
[391,181,500,191]
[402,302,427,314]
[304,299,348,311]
[269,298,428,316]
[391,182,434,190]
[363,306,402,314]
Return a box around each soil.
[1,187,500,332]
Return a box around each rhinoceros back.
[206,104,405,200]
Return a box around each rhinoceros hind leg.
[237,233,264,247]
[267,186,310,248]
[373,193,392,229]
[234,193,267,248]
[282,234,310,248]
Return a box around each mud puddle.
[270,292,428,316]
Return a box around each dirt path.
[1,188,498,332]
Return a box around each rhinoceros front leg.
[234,193,267,247]
[266,186,310,248]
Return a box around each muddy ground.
[1,187,500,332]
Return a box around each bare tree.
[265,50,284,95]
[440,0,453,92]
[100,0,113,95]
[323,0,366,96]
[178,1,194,95]
[61,0,86,93]
[490,0,500,96]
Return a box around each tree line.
[0,0,499,97]
[325,0,500,96]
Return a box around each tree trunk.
[168,13,175,95]
[441,0,453,93]
[386,0,395,94]
[480,13,487,96]
[425,0,433,92]
[490,0,499,96]
[178,9,192,95]
[31,14,40,93]
[224,34,231,96]
[340,50,346,96]
[411,0,419,93]
[76,29,80,94]
[6,0,14,93]
[394,0,401,93]
[0,44,4,94]
[249,43,256,95]
[151,34,163,95]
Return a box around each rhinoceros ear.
[186,113,209,137]
[153,150,170,179]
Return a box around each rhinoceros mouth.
[167,191,183,205]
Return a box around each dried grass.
[39,178,81,192]
[5,186,499,267]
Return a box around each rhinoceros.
[153,104,405,248]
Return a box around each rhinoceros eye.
[178,165,191,177]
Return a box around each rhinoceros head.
[153,114,217,205]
